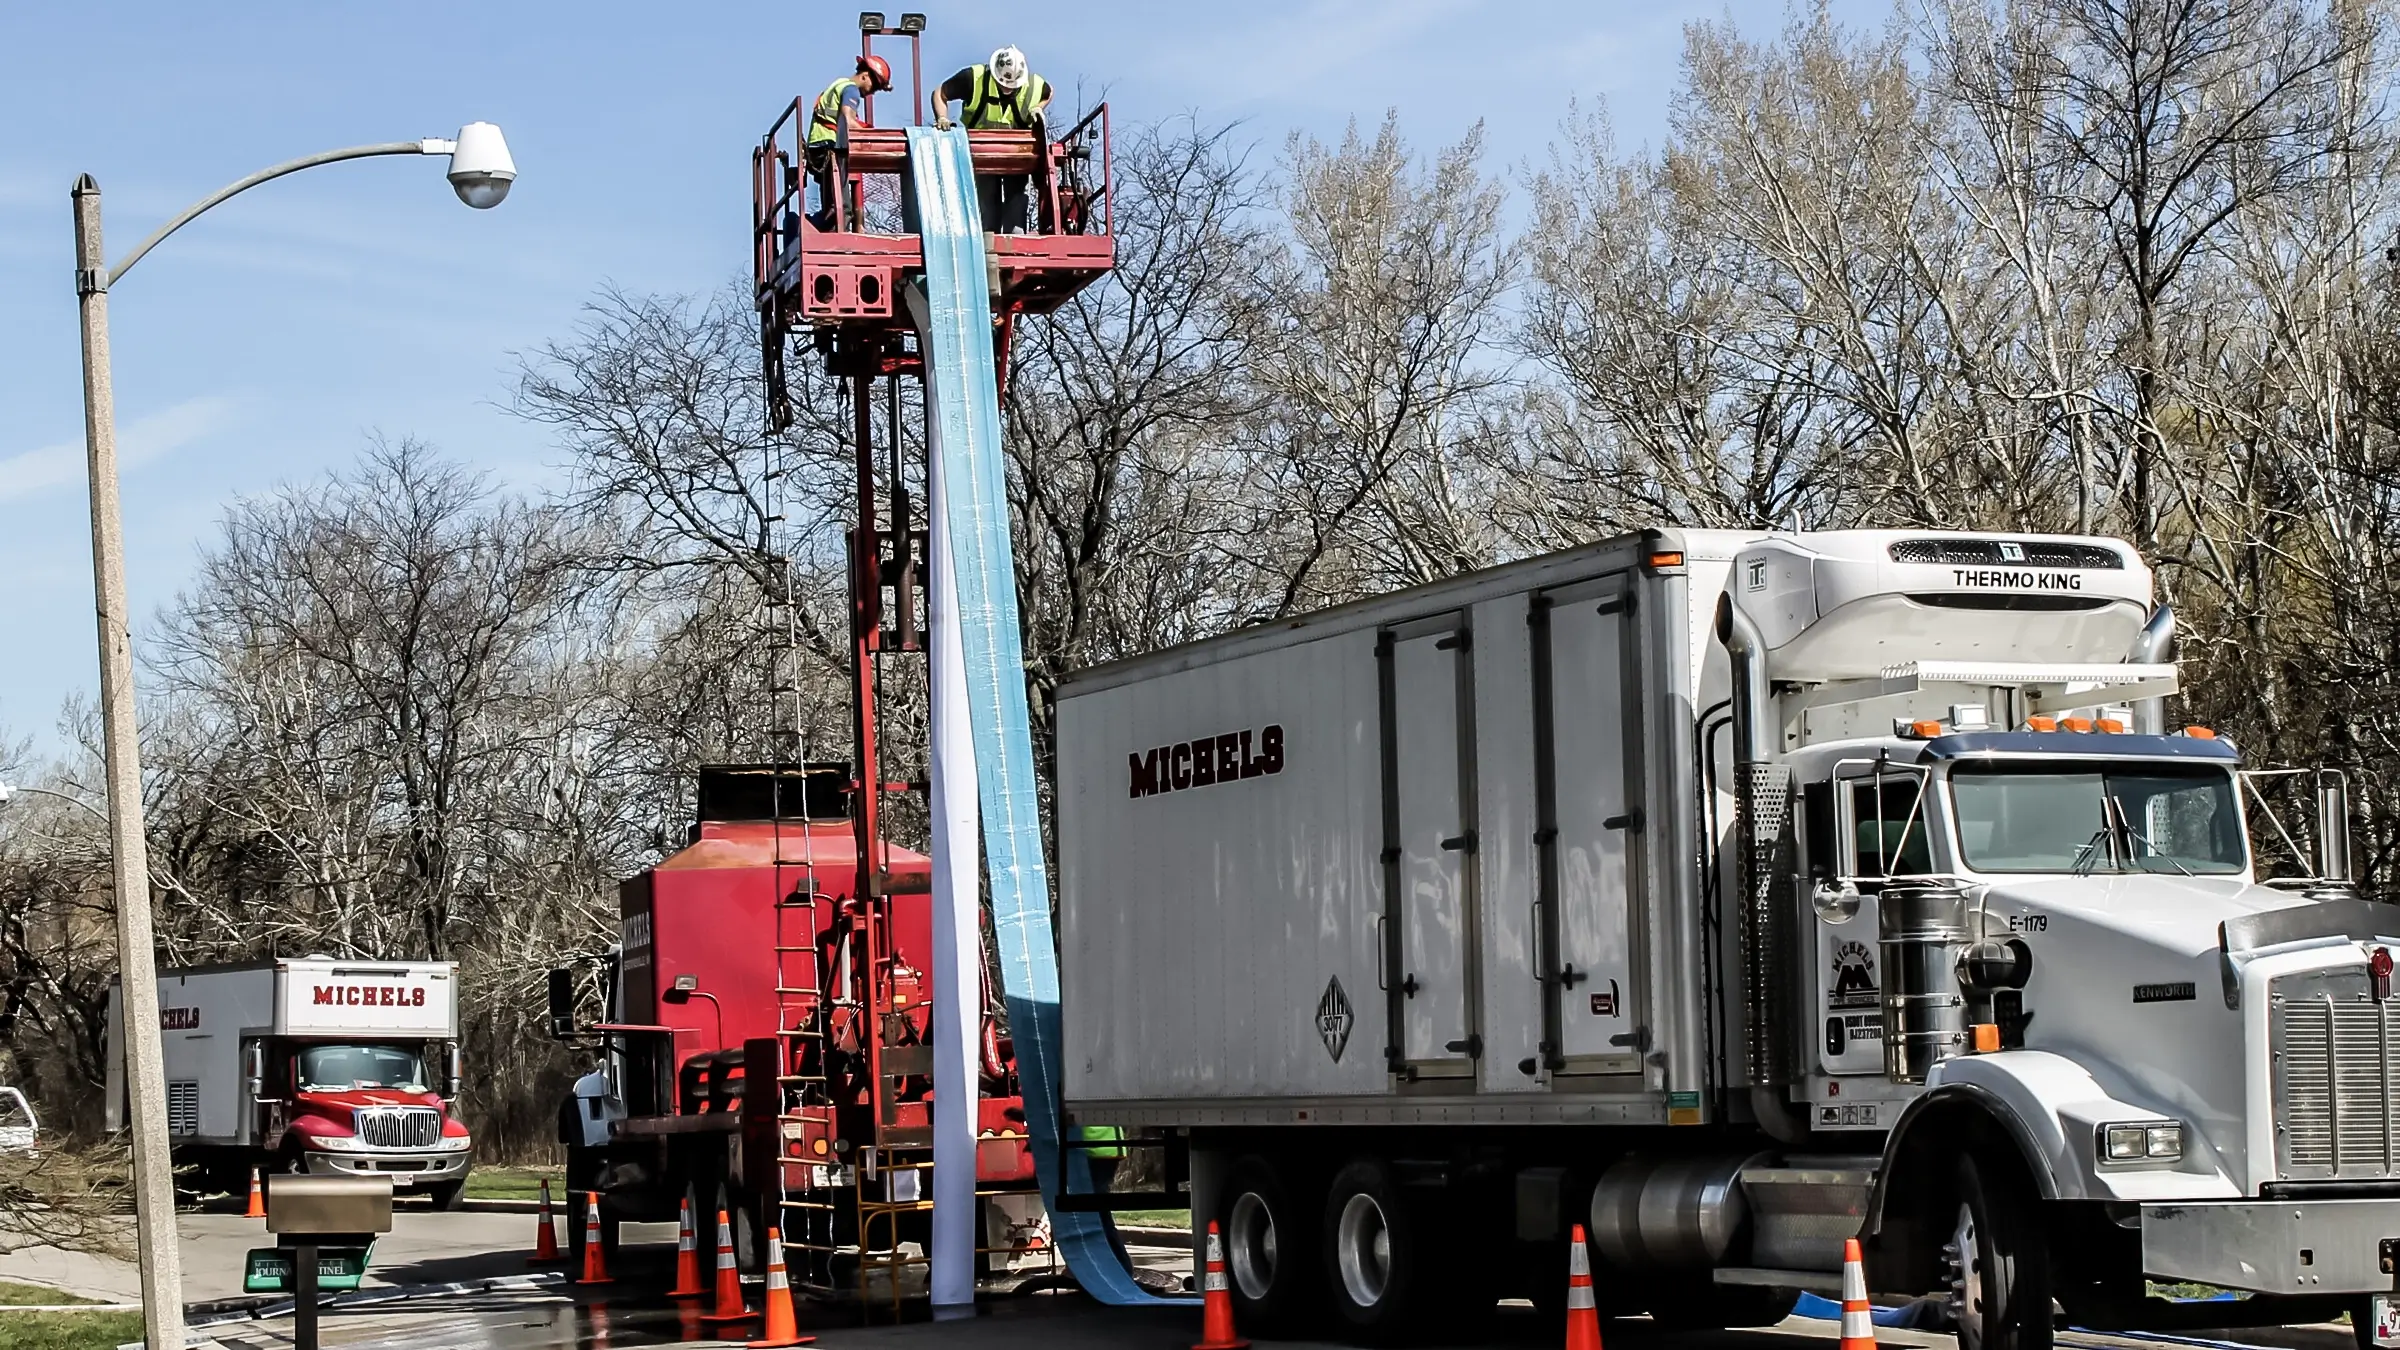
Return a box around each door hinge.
[1444,1034,1484,1058]
[1439,832,1478,854]
[1435,632,1472,652]
[1595,593,1636,616]
[1602,809,1644,832]
[1609,1025,1652,1052]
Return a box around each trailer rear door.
[1378,613,1482,1080]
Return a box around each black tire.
[1320,1158,1434,1344]
[1218,1154,1318,1334]
[1949,1153,2054,1350]
[424,1179,466,1211]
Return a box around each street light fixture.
[69,123,514,1350]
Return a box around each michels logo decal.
[1129,725,1284,799]
[313,985,429,1008]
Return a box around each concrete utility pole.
[70,172,184,1350]
[69,127,514,1350]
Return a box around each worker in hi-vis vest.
[927,46,1053,234]
[804,53,894,231]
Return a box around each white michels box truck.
[108,958,473,1206]
[1057,528,2398,1350]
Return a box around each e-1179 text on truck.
[1055,528,2396,1350]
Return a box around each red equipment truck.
[546,765,1039,1295]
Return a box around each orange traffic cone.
[532,1180,562,1264]
[244,1168,265,1219]
[575,1191,614,1286]
[1838,1237,1875,1350]
[746,1227,815,1348]
[666,1194,707,1297]
[1565,1223,1603,1350]
[1194,1219,1249,1350]
[699,1207,754,1323]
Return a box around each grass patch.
[462,1166,563,1200]
[1115,1209,1189,1229]
[0,1286,97,1309]
[0,1310,145,1349]
[2148,1281,2246,1301]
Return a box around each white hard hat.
[990,46,1028,92]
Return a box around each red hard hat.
[857,54,893,90]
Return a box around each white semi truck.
[1056,528,2396,1350]
[107,959,474,1206]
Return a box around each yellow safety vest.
[808,76,861,148]
[963,66,1050,131]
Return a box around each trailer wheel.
[1321,1159,1429,1343]
[1220,1155,1316,1333]
[1948,1153,2053,1350]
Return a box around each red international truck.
[546,765,1040,1291]
[108,959,473,1206]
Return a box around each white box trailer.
[1056,526,2400,1346]
[107,959,473,1204]
[1061,531,1716,1110]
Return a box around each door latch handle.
[1400,974,1420,997]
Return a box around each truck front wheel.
[1220,1155,1316,1333]
[424,1179,466,1211]
[1321,1159,1431,1343]
[1949,1153,2053,1350]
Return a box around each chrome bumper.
[2143,1198,2400,1294]
[303,1149,471,1188]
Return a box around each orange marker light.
[2096,718,2126,733]
[2026,716,2058,732]
[2061,716,2094,733]
[1647,550,1685,569]
[1972,1023,2002,1053]
[2184,726,2217,739]
[1909,720,1944,738]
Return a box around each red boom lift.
[548,11,1114,1311]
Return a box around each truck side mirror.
[2316,770,2354,883]
[243,1041,265,1098]
[547,968,577,1039]
[443,1043,462,1098]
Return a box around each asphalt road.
[0,1214,2360,1350]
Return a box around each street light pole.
[69,126,515,1350]
[69,174,184,1350]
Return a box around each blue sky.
[0,0,1885,756]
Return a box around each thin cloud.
[0,395,238,504]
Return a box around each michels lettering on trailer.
[1127,724,1285,799]
[311,983,430,1008]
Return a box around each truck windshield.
[299,1044,427,1092]
[1949,763,2245,875]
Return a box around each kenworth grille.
[2271,968,2400,1179]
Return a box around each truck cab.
[1713,531,2389,1349]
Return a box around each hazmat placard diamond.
[1317,976,1354,1062]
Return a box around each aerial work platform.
[750,17,1114,338]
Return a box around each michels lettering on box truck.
[1056,527,2400,1349]
[107,958,472,1208]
